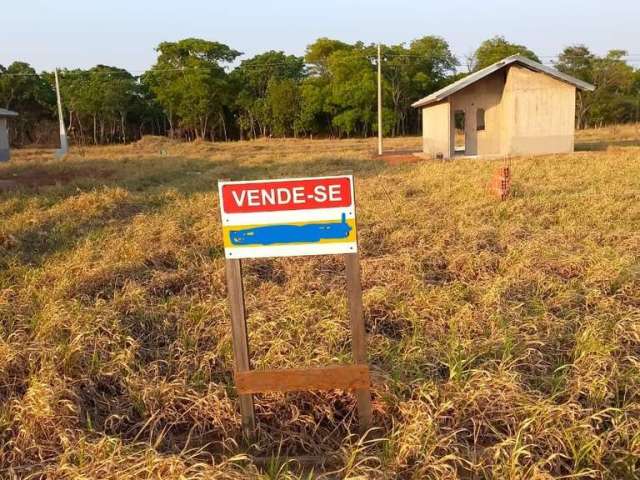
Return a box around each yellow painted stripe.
[223,218,357,248]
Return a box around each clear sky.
[2,0,639,72]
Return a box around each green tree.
[55,66,139,144]
[472,36,540,71]
[556,47,636,127]
[305,38,352,76]
[327,46,377,137]
[129,79,165,139]
[231,51,304,138]
[145,38,240,140]
[556,45,595,83]
[302,36,457,138]
[632,69,640,124]
[52,69,92,144]
[265,78,301,137]
[91,66,138,143]
[0,62,55,144]
[299,39,354,137]
[383,36,457,135]
[298,76,330,137]
[588,51,636,126]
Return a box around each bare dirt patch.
[0,180,18,191]
[0,166,114,189]
[376,149,423,165]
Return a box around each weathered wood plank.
[235,365,370,394]
[345,252,373,431]
[225,258,256,435]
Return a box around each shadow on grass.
[0,155,387,268]
[0,155,388,196]
[575,139,640,151]
[0,189,172,268]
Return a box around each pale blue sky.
[2,0,639,72]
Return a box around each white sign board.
[218,175,357,259]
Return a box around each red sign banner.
[221,176,352,214]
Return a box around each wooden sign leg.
[225,258,256,438]
[345,253,372,432]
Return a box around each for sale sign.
[218,175,357,259]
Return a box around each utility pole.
[377,43,383,156]
[54,68,68,158]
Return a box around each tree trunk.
[219,112,227,141]
[77,113,86,145]
[250,112,256,140]
[121,113,127,143]
[167,112,174,138]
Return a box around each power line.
[1,53,639,79]
[0,63,303,77]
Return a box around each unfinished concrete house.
[412,55,595,159]
[0,108,19,162]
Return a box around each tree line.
[1,36,639,146]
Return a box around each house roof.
[0,108,19,118]
[411,55,595,109]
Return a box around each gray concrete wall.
[0,118,9,162]
[420,65,578,158]
[448,70,506,156]
[502,65,577,156]
[421,100,451,159]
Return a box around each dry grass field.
[1,126,639,479]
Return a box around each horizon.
[2,0,640,73]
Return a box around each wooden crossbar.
[235,365,370,394]
[224,251,372,436]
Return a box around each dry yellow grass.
[1,130,639,479]
[575,123,640,144]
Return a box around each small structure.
[412,55,595,159]
[0,108,19,162]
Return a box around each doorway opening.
[454,110,466,155]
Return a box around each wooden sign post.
[218,175,372,437]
